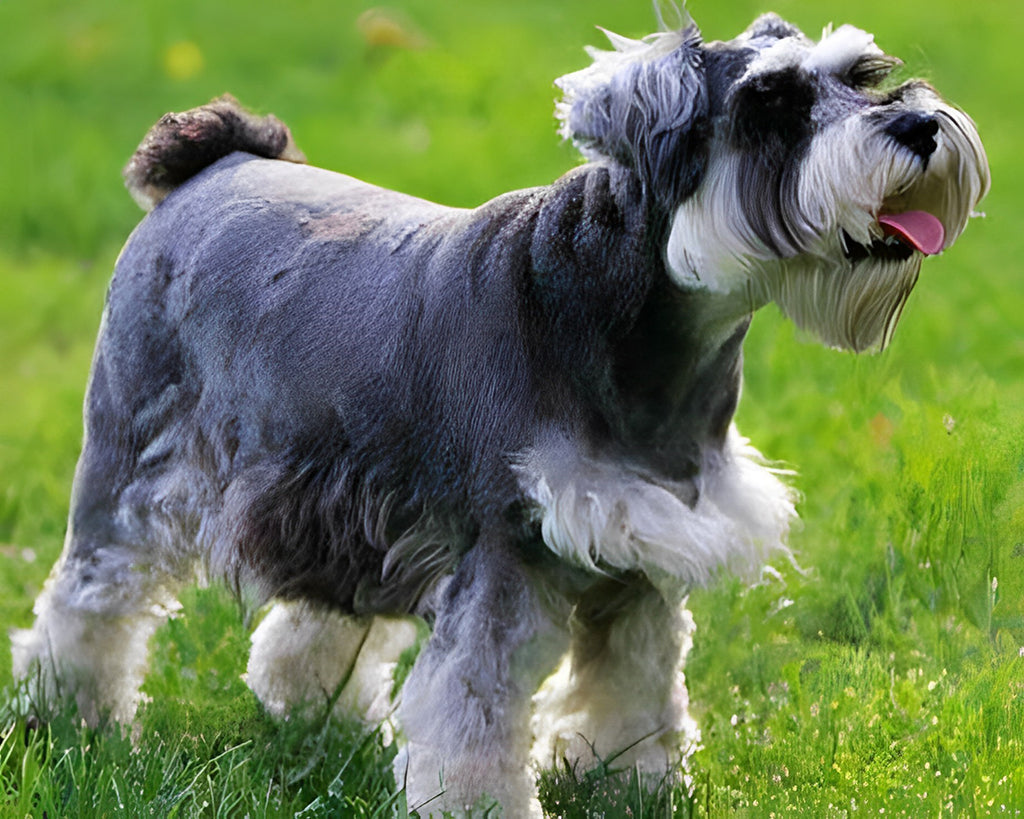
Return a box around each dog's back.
[98,147,533,609]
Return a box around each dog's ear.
[556,25,709,208]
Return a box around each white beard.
[665,87,989,352]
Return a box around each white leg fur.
[337,615,421,726]
[10,547,183,725]
[246,601,419,724]
[532,591,700,779]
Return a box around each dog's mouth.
[841,210,945,263]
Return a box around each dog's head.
[557,12,990,351]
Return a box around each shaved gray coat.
[85,150,738,615]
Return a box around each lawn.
[2,0,1023,816]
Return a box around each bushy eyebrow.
[802,24,885,77]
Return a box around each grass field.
[2,0,1023,815]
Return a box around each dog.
[12,8,988,816]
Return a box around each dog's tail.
[123,94,306,211]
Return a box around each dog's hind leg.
[531,580,700,781]
[394,533,570,817]
[10,509,192,725]
[11,364,197,725]
[246,602,420,725]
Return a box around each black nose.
[885,112,939,160]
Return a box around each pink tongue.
[878,211,945,256]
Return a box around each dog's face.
[557,13,990,351]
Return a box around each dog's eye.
[845,54,902,89]
[731,67,816,148]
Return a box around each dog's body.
[13,11,988,816]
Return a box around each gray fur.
[12,11,989,816]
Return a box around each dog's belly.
[89,153,541,609]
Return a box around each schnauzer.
[12,9,988,816]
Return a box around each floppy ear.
[556,25,709,207]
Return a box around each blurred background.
[1,0,1021,813]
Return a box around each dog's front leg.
[395,531,569,817]
[532,580,699,782]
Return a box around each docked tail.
[123,94,306,211]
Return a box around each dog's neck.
[607,275,751,481]
[526,161,754,481]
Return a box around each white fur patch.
[246,602,419,727]
[803,25,879,77]
[665,144,780,293]
[10,564,180,724]
[531,601,700,775]
[515,426,796,589]
[395,742,544,818]
[741,23,879,81]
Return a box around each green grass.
[2,0,1023,816]
[2,588,405,818]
